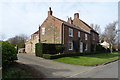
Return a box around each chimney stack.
[74,13,79,19]
[67,17,73,24]
[48,7,52,16]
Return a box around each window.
[85,43,88,51]
[69,28,73,37]
[78,31,80,37]
[68,41,73,50]
[85,34,88,40]
[42,28,45,35]
[36,35,38,38]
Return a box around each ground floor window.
[68,40,73,50]
[85,44,88,51]
[84,43,88,52]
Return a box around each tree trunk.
[110,43,113,53]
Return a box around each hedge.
[2,41,18,67]
[35,43,64,57]
[96,44,110,53]
[42,53,85,59]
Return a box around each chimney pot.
[67,17,73,24]
[74,13,79,19]
[48,7,52,16]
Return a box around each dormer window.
[69,28,73,37]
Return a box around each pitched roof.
[33,31,39,34]
[52,16,90,34]
[79,19,99,34]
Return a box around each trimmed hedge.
[42,53,85,59]
[35,43,64,57]
[35,43,43,57]
[2,41,18,67]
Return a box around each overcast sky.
[0,0,118,40]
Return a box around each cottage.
[25,7,99,53]
[25,31,39,53]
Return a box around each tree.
[0,33,6,41]
[90,24,102,42]
[7,34,28,49]
[102,21,117,53]
[90,24,101,34]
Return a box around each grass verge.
[2,62,45,79]
[2,62,34,79]
[53,52,119,66]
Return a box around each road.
[71,60,118,78]
[17,53,118,78]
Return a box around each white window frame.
[42,27,45,35]
[78,31,80,37]
[68,41,73,50]
[69,28,73,37]
[85,33,88,40]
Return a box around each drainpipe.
[39,25,40,43]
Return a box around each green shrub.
[2,41,18,67]
[35,43,43,57]
[35,43,64,57]
[42,54,51,59]
[96,44,110,53]
[41,53,84,59]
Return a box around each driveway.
[17,53,118,78]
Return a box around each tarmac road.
[17,53,118,78]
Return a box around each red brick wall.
[40,16,62,43]
[62,24,91,53]
[90,30,99,52]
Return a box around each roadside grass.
[2,62,34,79]
[53,52,119,66]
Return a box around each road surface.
[17,53,118,78]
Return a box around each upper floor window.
[42,28,45,35]
[69,28,73,37]
[78,31,80,37]
[85,33,88,40]
[68,40,73,50]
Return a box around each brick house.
[25,31,39,53]
[25,7,99,53]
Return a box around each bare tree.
[7,34,28,48]
[0,33,6,41]
[90,24,101,34]
[102,21,117,53]
[90,24,103,43]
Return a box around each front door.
[80,42,83,53]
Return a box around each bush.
[42,54,51,59]
[2,41,18,67]
[35,43,43,57]
[96,44,110,53]
[35,43,64,57]
[41,53,84,59]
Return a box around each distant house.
[25,7,99,53]
[100,41,109,49]
[25,31,39,53]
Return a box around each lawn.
[2,62,34,79]
[53,52,119,66]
